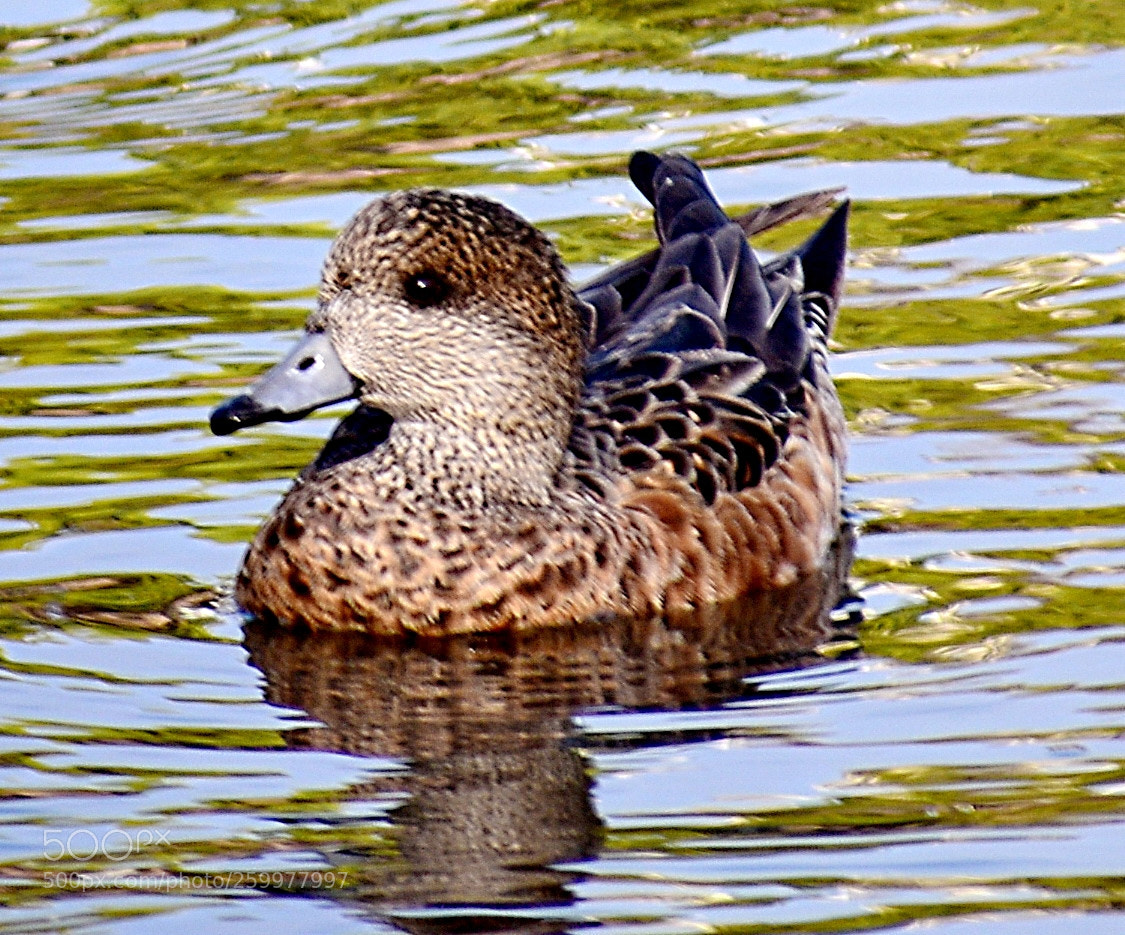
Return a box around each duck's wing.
[578,170,843,351]
[569,151,848,504]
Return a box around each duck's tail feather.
[795,200,849,335]
[736,188,844,239]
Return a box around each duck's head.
[210,189,587,461]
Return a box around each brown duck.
[211,151,849,635]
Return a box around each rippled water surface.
[1,1,1123,932]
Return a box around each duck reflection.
[242,529,856,923]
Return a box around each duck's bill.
[210,330,360,436]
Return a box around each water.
[0,0,1122,932]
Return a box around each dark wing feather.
[570,151,848,505]
[578,172,844,351]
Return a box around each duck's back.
[562,152,849,600]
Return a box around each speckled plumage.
[214,152,850,635]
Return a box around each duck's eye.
[403,270,449,308]
[331,269,354,293]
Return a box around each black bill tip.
[210,394,277,436]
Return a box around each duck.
[210,151,850,636]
